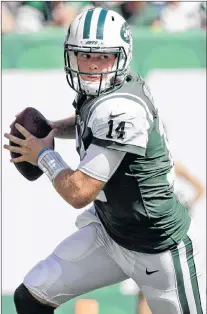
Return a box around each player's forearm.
[53,169,96,209]
[38,149,103,208]
[49,115,76,139]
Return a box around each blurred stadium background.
[2,1,206,314]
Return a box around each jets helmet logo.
[120,22,132,44]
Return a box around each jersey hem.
[92,137,146,156]
[78,167,108,182]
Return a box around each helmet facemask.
[64,45,128,96]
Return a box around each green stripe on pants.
[171,247,190,313]
[96,9,108,39]
[183,236,203,314]
[83,9,94,39]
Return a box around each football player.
[4,7,206,314]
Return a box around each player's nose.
[89,63,98,71]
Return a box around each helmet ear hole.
[126,74,132,82]
[112,16,115,21]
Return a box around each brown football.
[10,107,55,181]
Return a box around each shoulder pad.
[87,94,153,156]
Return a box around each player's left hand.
[4,123,56,165]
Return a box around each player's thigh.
[132,221,206,314]
[23,223,128,307]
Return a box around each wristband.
[38,150,69,183]
[37,147,53,160]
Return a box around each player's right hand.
[4,123,56,165]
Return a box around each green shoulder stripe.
[86,93,153,126]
